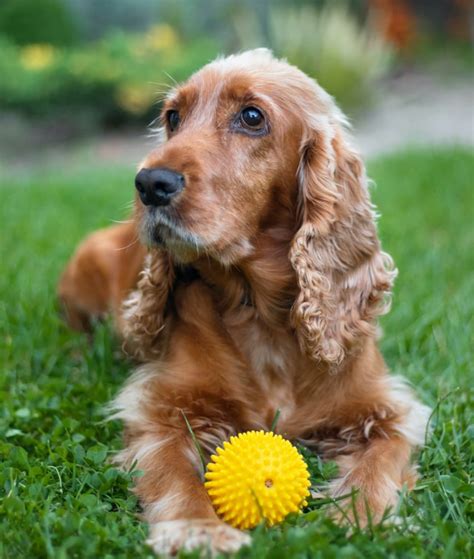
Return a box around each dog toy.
[204,430,310,529]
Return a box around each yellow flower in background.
[70,54,120,82]
[116,84,155,115]
[20,44,55,71]
[144,24,179,52]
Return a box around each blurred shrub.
[68,0,159,42]
[0,4,392,127]
[0,27,218,125]
[235,3,393,112]
[269,5,393,111]
[0,0,78,46]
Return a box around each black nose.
[135,168,185,206]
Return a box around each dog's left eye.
[167,110,180,132]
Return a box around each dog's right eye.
[240,107,264,130]
[167,110,180,132]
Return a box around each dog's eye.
[167,110,180,132]
[240,107,264,129]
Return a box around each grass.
[0,146,473,558]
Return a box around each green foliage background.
[0,2,394,125]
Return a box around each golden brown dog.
[58,49,430,555]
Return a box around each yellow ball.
[204,431,311,530]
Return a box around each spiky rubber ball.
[204,431,311,530]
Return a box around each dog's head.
[135,49,317,263]
[133,49,395,364]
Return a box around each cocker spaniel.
[58,49,430,556]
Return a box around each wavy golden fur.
[58,50,430,556]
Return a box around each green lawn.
[0,147,472,558]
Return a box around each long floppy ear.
[290,119,396,366]
[121,249,175,361]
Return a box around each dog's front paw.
[328,474,401,528]
[147,519,251,556]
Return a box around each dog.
[58,49,430,555]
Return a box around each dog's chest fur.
[223,308,305,428]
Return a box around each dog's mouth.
[140,207,205,262]
[140,205,251,266]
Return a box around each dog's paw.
[147,519,251,556]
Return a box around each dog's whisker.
[115,236,140,252]
[161,71,179,87]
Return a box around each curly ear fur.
[290,121,396,366]
[121,250,175,361]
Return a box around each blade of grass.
[180,409,206,476]
[270,408,281,433]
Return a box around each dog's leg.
[327,378,430,525]
[112,376,252,556]
[122,431,249,555]
[58,221,145,331]
[330,436,414,525]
